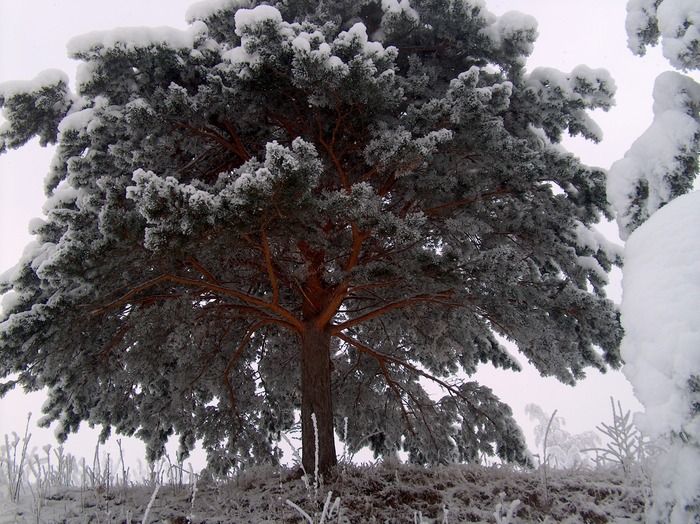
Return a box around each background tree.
[0,0,621,476]
[611,1,699,521]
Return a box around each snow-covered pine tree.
[609,0,700,239]
[612,2,700,521]
[0,0,621,476]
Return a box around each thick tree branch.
[169,119,250,162]
[221,118,251,161]
[92,273,303,332]
[187,255,221,286]
[422,186,511,216]
[330,290,461,334]
[315,222,370,328]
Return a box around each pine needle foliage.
[0,0,621,474]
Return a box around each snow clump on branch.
[620,191,700,523]
[607,71,700,239]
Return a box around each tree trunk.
[300,320,337,477]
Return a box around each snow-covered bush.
[609,1,699,240]
[620,191,700,523]
[525,404,600,469]
[591,398,653,475]
[609,2,700,521]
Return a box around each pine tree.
[609,0,700,239]
[0,0,621,476]
[614,2,700,521]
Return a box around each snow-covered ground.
[2,461,648,523]
[1,391,658,522]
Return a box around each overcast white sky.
[0,0,693,469]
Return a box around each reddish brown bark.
[297,241,340,477]
[300,320,337,477]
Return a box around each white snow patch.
[42,180,79,214]
[233,5,282,37]
[620,190,700,520]
[527,67,572,95]
[621,190,700,435]
[381,0,419,21]
[223,45,255,66]
[480,10,538,54]
[0,69,68,100]
[608,71,700,239]
[27,217,46,236]
[291,35,312,53]
[326,55,345,69]
[570,65,616,106]
[57,107,95,137]
[651,68,700,115]
[185,0,251,23]
[656,0,700,69]
[573,222,622,259]
[337,22,391,58]
[576,256,608,283]
[625,0,659,54]
[67,22,208,56]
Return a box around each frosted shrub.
[286,491,343,524]
[526,404,600,469]
[584,397,653,474]
[81,443,117,492]
[493,493,521,524]
[1,415,32,501]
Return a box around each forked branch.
[170,119,250,162]
[330,290,461,334]
[92,273,303,332]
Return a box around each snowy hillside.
[2,462,647,523]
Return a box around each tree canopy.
[0,0,622,475]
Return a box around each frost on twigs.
[588,398,654,475]
[0,459,648,522]
[525,404,600,470]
